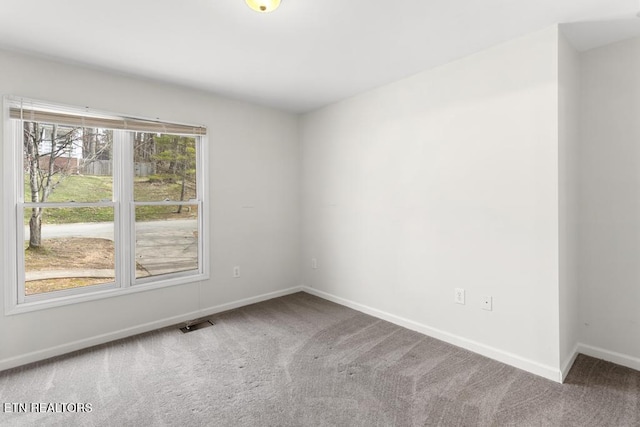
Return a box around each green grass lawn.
[23,174,198,224]
[30,174,113,203]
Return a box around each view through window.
[8,98,206,306]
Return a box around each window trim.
[3,96,210,316]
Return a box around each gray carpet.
[1,292,638,426]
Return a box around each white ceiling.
[562,17,640,51]
[0,0,638,113]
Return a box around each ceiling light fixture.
[245,0,281,13]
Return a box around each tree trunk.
[90,128,97,157]
[26,122,42,249]
[29,208,42,249]
[42,124,57,202]
[171,136,179,175]
[177,173,186,214]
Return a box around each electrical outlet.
[454,288,465,305]
[233,266,240,278]
[482,296,492,311]
[311,258,318,269]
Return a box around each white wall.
[301,27,563,380]
[558,31,580,377]
[0,49,301,369]
[578,36,640,367]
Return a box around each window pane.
[23,207,115,296]
[133,133,197,202]
[23,121,113,203]
[135,205,198,279]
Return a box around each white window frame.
[3,97,210,315]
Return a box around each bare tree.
[23,122,81,249]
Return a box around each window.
[3,97,208,313]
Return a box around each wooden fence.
[81,161,155,176]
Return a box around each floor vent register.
[179,319,215,333]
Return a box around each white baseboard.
[560,344,579,382]
[302,287,562,383]
[0,286,304,372]
[577,343,640,372]
[16,285,630,384]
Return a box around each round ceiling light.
[245,0,281,13]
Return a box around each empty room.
[1,0,640,425]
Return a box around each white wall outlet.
[482,296,492,311]
[233,266,240,278]
[311,258,318,269]
[454,288,465,305]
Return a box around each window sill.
[5,272,209,316]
